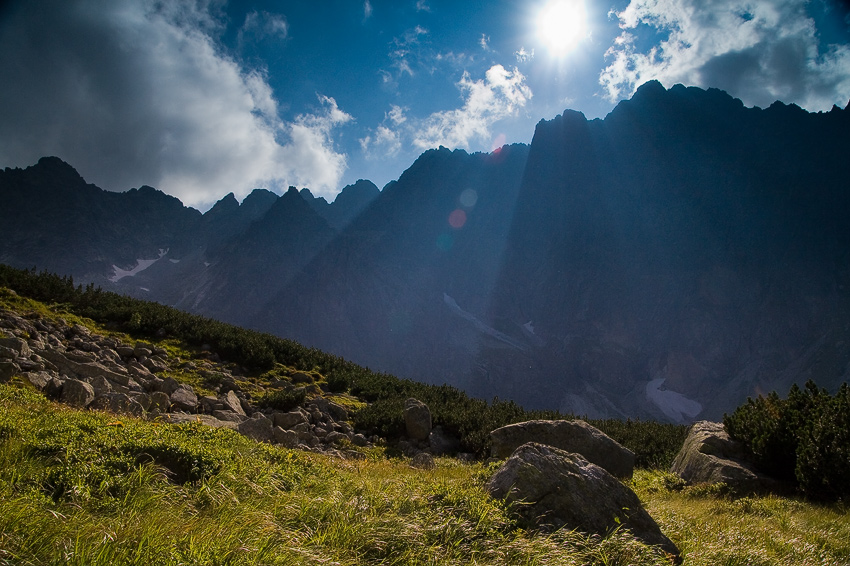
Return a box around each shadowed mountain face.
[2,82,848,422]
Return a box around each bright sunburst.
[536,0,588,57]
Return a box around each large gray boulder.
[490,419,635,478]
[237,414,274,443]
[487,442,678,558]
[404,398,431,440]
[671,421,778,493]
[60,378,95,408]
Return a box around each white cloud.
[0,0,351,209]
[387,104,407,125]
[359,106,406,158]
[480,34,490,51]
[364,0,373,20]
[515,47,535,62]
[238,9,288,46]
[600,0,850,111]
[412,65,532,150]
[416,0,431,12]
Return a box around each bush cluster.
[724,380,850,501]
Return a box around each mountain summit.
[2,83,848,422]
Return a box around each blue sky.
[1,0,849,210]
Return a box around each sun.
[536,0,588,57]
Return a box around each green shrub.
[724,380,850,501]
[256,387,307,412]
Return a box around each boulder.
[410,452,436,470]
[222,390,246,416]
[273,426,299,448]
[237,414,274,443]
[170,386,199,412]
[148,391,171,413]
[273,408,309,429]
[23,371,53,390]
[0,361,18,382]
[671,421,778,493]
[404,398,431,440]
[487,442,678,558]
[60,378,95,408]
[490,419,635,478]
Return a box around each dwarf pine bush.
[723,380,850,501]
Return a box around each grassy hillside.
[2,384,849,565]
[0,264,688,465]
[2,264,849,565]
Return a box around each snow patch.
[523,321,535,334]
[169,259,180,264]
[109,249,168,282]
[645,378,702,423]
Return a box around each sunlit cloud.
[0,0,351,209]
[412,64,532,150]
[364,0,373,20]
[600,0,850,111]
[480,34,491,51]
[515,47,535,62]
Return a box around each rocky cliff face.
[2,82,849,422]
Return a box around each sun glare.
[536,0,588,57]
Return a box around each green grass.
[632,470,850,565]
[0,383,676,565]
[1,383,848,565]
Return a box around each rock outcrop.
[487,442,679,558]
[670,421,778,493]
[490,419,635,478]
[0,306,376,459]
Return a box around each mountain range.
[2,81,849,423]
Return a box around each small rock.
[410,452,436,469]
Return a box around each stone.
[351,433,369,447]
[490,420,635,479]
[237,414,274,443]
[487,443,678,558]
[273,426,299,448]
[133,346,152,358]
[0,336,32,358]
[61,378,95,408]
[404,398,431,441]
[671,421,779,493]
[170,387,199,412]
[116,346,135,358]
[0,361,18,382]
[90,375,113,395]
[212,409,245,423]
[410,452,436,469]
[222,390,246,416]
[148,391,171,412]
[157,376,182,396]
[23,371,53,390]
[325,431,348,444]
[273,409,309,429]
